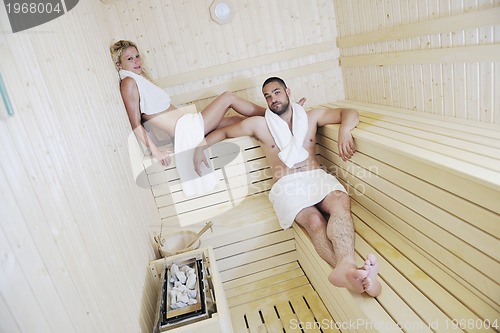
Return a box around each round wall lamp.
[210,0,235,25]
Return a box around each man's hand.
[193,146,209,176]
[338,128,356,161]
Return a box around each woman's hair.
[109,40,151,80]
[110,40,138,70]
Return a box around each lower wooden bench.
[226,261,335,333]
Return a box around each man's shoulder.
[306,106,330,116]
[306,107,342,127]
[242,116,273,141]
[305,107,324,123]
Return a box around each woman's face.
[119,47,142,74]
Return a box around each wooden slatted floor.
[223,261,338,333]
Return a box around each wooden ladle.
[184,221,214,249]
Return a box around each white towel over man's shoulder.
[265,102,309,168]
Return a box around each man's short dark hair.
[262,77,287,90]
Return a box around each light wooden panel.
[340,44,500,66]
[154,42,336,88]
[145,136,276,233]
[0,1,162,332]
[337,6,500,47]
[316,101,500,318]
[103,0,344,109]
[333,0,500,124]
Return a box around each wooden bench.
[143,101,500,333]
[308,100,500,333]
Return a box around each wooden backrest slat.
[320,125,500,213]
[317,133,499,237]
[357,117,500,165]
[143,136,272,227]
[328,101,500,139]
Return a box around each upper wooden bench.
[141,100,500,333]
[311,100,499,333]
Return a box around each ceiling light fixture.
[210,0,235,25]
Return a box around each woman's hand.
[193,146,209,176]
[152,146,173,166]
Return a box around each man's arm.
[313,107,359,161]
[194,117,261,176]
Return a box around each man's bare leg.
[295,206,336,267]
[317,191,379,295]
[295,198,366,294]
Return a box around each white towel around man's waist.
[265,103,309,168]
[269,169,347,229]
[174,113,218,197]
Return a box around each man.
[194,77,381,297]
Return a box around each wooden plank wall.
[333,0,500,124]
[0,1,345,332]
[0,1,162,332]
[102,0,345,110]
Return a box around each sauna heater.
[153,252,217,332]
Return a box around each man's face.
[262,81,290,116]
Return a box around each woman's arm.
[120,77,172,166]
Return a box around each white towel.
[174,113,218,197]
[269,169,347,229]
[265,103,309,168]
[119,69,171,115]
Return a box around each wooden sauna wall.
[102,0,345,110]
[0,1,162,332]
[333,0,500,124]
[0,1,345,332]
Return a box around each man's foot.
[362,254,382,297]
[328,259,367,294]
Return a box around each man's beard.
[270,99,290,116]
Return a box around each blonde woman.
[110,40,268,167]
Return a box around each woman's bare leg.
[201,92,265,135]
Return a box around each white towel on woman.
[119,69,171,115]
[265,103,309,168]
[174,113,218,197]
